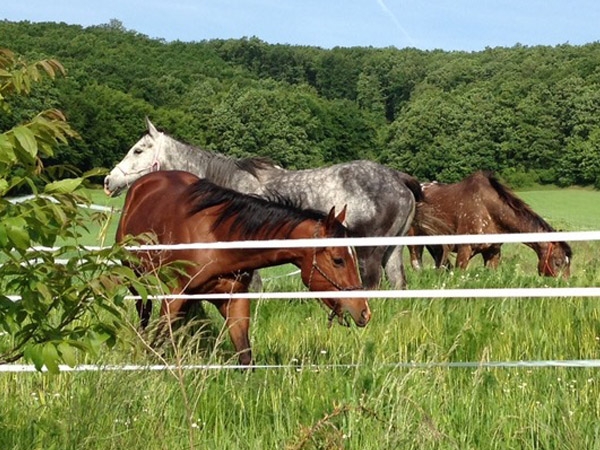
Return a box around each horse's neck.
[231,220,315,270]
[255,165,287,184]
[160,138,211,176]
[160,137,262,193]
[525,241,550,259]
[224,234,309,272]
[503,209,556,260]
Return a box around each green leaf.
[24,345,45,372]
[0,178,9,196]
[35,282,53,302]
[12,126,38,158]
[5,217,30,249]
[57,342,77,367]
[0,133,17,165]
[82,167,109,178]
[0,223,7,246]
[44,178,83,194]
[42,342,60,374]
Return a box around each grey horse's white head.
[103,118,164,197]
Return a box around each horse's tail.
[392,170,444,234]
[411,201,452,238]
[395,171,425,202]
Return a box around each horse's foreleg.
[482,245,502,269]
[129,284,152,328]
[247,270,263,293]
[358,247,384,290]
[214,298,252,366]
[136,299,153,328]
[151,298,188,346]
[455,245,472,270]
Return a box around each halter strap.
[542,242,555,277]
[307,223,361,292]
[307,223,362,327]
[116,133,162,177]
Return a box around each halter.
[541,241,555,277]
[115,133,162,178]
[307,224,362,327]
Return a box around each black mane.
[185,178,345,239]
[483,172,554,232]
[484,172,572,257]
[204,154,276,186]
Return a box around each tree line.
[2,19,600,188]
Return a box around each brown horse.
[408,172,572,278]
[116,170,371,365]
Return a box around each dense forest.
[2,19,600,188]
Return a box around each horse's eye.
[333,257,345,267]
[133,148,143,155]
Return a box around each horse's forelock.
[559,241,573,259]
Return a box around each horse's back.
[264,160,416,233]
[424,171,527,234]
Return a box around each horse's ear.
[335,205,347,225]
[145,117,159,136]
[324,205,346,232]
[325,206,337,230]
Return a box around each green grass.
[519,189,600,230]
[1,187,599,449]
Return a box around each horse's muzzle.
[104,176,123,197]
[354,307,371,327]
[329,305,371,328]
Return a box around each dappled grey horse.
[105,119,425,289]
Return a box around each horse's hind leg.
[429,245,452,270]
[409,245,424,270]
[383,245,407,289]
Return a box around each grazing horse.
[408,172,572,278]
[105,118,443,289]
[116,170,370,365]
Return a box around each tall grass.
[1,188,599,449]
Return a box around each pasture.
[1,187,600,449]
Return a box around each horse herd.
[105,119,572,365]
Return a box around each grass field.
[1,187,599,449]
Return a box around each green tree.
[0,48,136,370]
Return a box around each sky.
[2,0,600,52]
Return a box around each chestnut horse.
[409,172,572,278]
[116,170,370,365]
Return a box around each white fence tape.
[26,230,600,253]
[3,359,600,373]
[9,195,114,212]
[123,287,600,300]
[7,287,600,303]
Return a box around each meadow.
[1,187,599,449]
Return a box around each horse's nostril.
[357,308,371,326]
